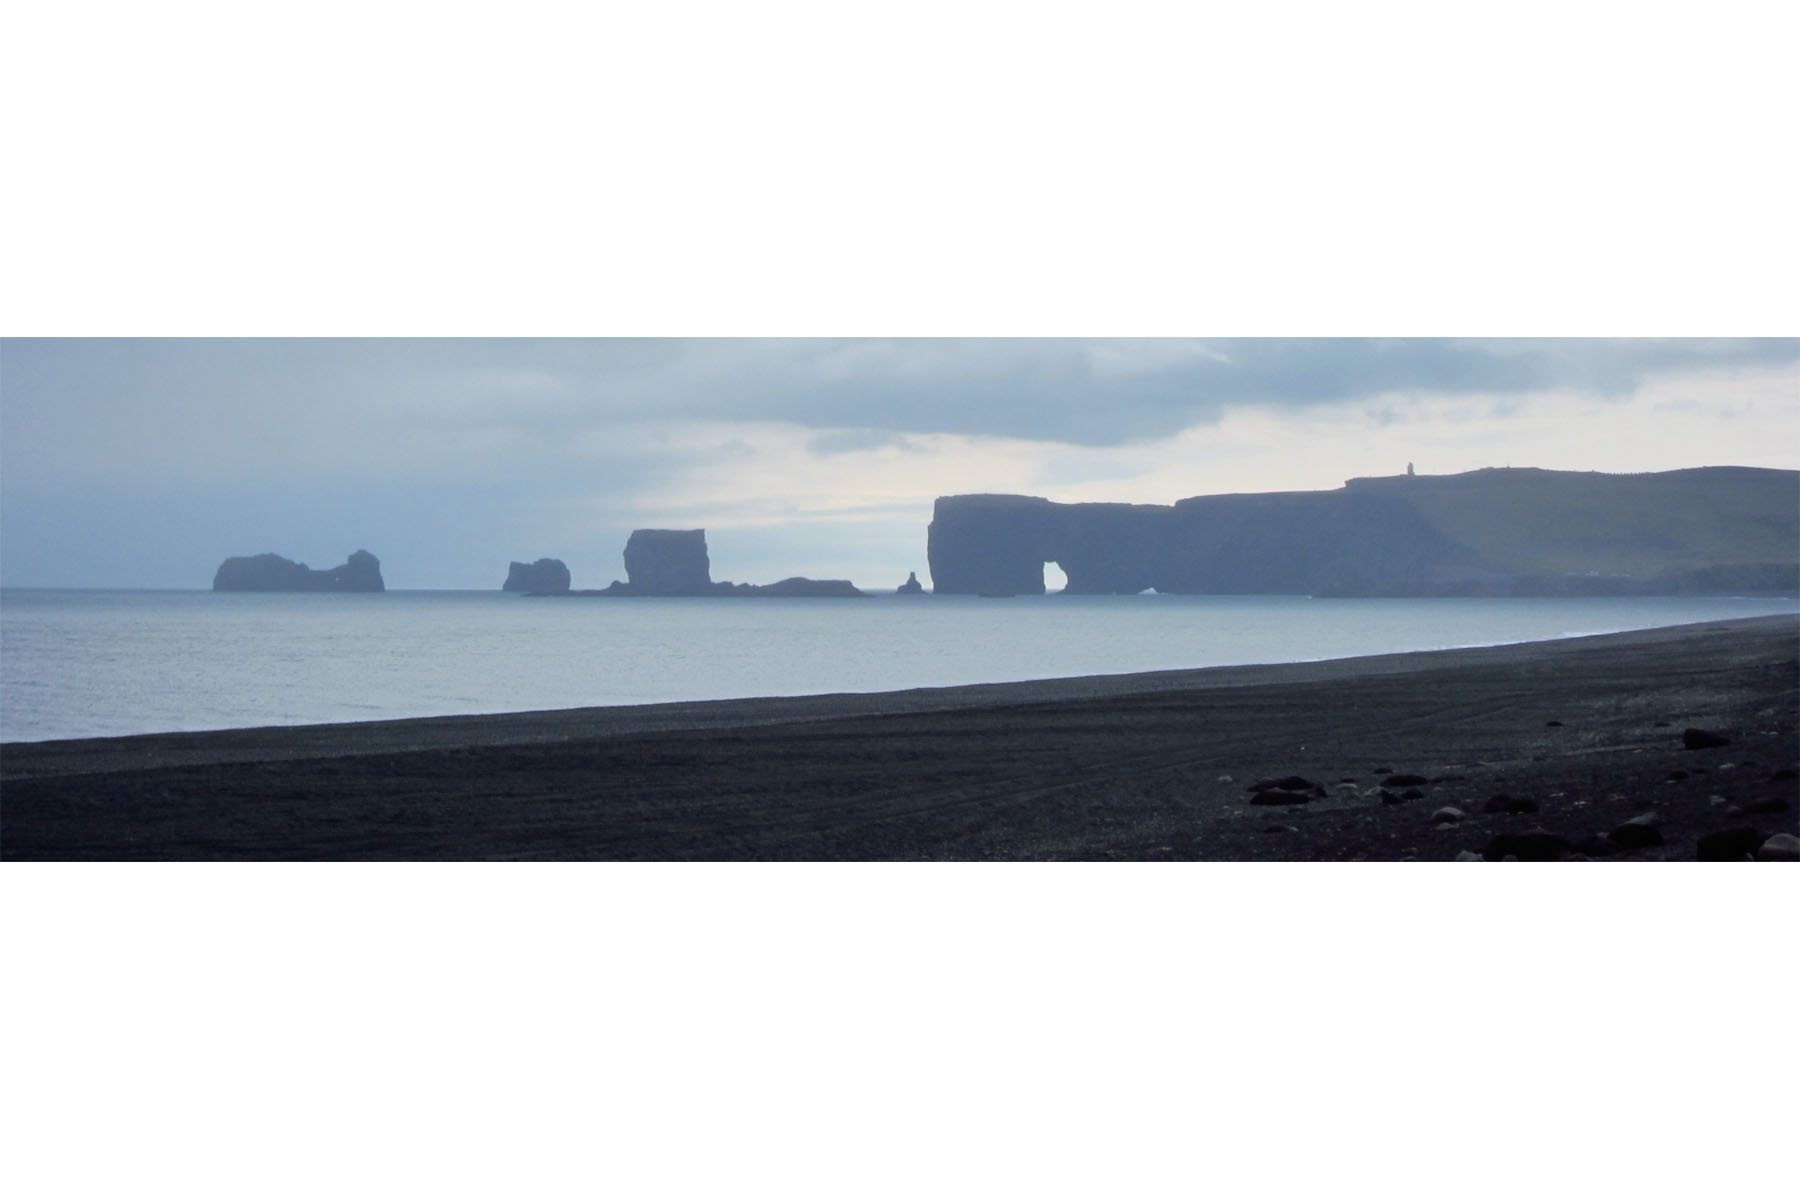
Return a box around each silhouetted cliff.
[213,550,385,592]
[503,558,571,593]
[927,467,1800,597]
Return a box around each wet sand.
[4,616,1795,860]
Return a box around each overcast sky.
[1,338,1794,589]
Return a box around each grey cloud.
[805,428,919,456]
[7,339,1794,462]
[4,336,1794,586]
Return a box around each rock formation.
[621,529,713,595]
[897,571,925,594]
[728,577,864,598]
[581,529,865,597]
[503,558,572,593]
[213,550,385,592]
[926,467,1800,597]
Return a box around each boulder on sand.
[1754,833,1800,861]
[1607,813,1664,850]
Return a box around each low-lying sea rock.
[213,549,385,592]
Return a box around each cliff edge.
[927,467,1800,597]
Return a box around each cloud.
[8,339,1793,480]
[3,338,1795,587]
[805,428,919,456]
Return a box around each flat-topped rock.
[503,558,571,593]
[621,529,714,595]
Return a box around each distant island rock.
[897,571,925,594]
[729,577,864,598]
[621,529,713,595]
[926,466,1800,597]
[213,550,385,592]
[503,558,571,593]
[566,529,865,598]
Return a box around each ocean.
[2,588,1796,743]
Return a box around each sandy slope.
[4,616,1795,860]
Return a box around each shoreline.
[7,614,1794,757]
[4,616,1795,860]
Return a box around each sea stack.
[620,529,714,595]
[897,571,925,594]
[213,550,385,592]
[503,558,572,593]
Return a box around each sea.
[2,588,1796,743]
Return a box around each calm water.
[2,589,1795,742]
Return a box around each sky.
[2,337,1796,589]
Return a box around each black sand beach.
[4,616,1795,860]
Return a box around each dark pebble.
[1664,770,1690,782]
[1770,767,1798,782]
[1383,773,1430,787]
[1755,834,1800,861]
[1572,834,1617,857]
[1379,790,1404,805]
[1484,831,1572,862]
[1745,796,1792,814]
[1697,827,1767,861]
[1248,775,1316,794]
[1484,794,1539,814]
[1683,728,1732,750]
[1608,814,1664,850]
[1545,720,1563,727]
[1400,788,1424,801]
[1249,791,1313,806]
